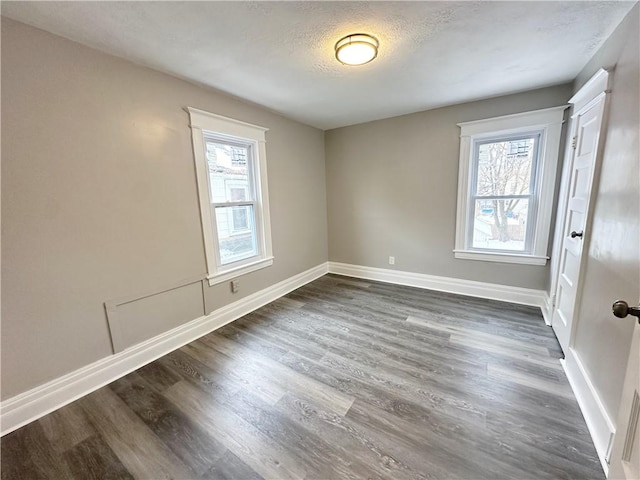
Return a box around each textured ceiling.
[1,1,635,130]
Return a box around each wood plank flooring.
[1,274,604,479]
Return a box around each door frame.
[548,68,613,348]
[547,68,617,474]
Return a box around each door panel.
[552,96,606,353]
[577,115,599,156]
[609,318,640,479]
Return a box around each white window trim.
[187,107,273,286]
[454,106,568,265]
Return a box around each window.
[469,133,539,253]
[454,106,566,265]
[188,107,273,285]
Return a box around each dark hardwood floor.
[1,274,604,479]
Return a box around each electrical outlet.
[389,256,395,265]
[231,280,239,293]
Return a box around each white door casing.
[551,69,611,354]
[608,311,640,480]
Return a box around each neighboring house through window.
[454,106,567,265]
[230,146,247,166]
[188,107,273,285]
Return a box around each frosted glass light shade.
[335,34,379,66]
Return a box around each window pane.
[471,198,530,251]
[214,205,257,265]
[476,137,536,196]
[205,140,251,203]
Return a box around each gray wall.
[325,84,573,290]
[1,18,328,400]
[570,5,639,420]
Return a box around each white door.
[552,89,608,353]
[608,305,640,480]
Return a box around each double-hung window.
[454,106,566,265]
[188,108,273,285]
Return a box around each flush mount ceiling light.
[335,33,379,66]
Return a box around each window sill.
[207,256,274,286]
[453,250,548,266]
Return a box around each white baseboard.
[328,262,546,308]
[561,347,615,476]
[541,292,553,326]
[0,262,328,436]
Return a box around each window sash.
[466,195,536,254]
[203,134,258,203]
[465,132,542,254]
[211,201,261,267]
[204,134,263,270]
[213,205,257,265]
[470,132,541,198]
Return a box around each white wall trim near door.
[541,292,553,326]
[328,262,546,308]
[0,262,329,437]
[561,347,616,475]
